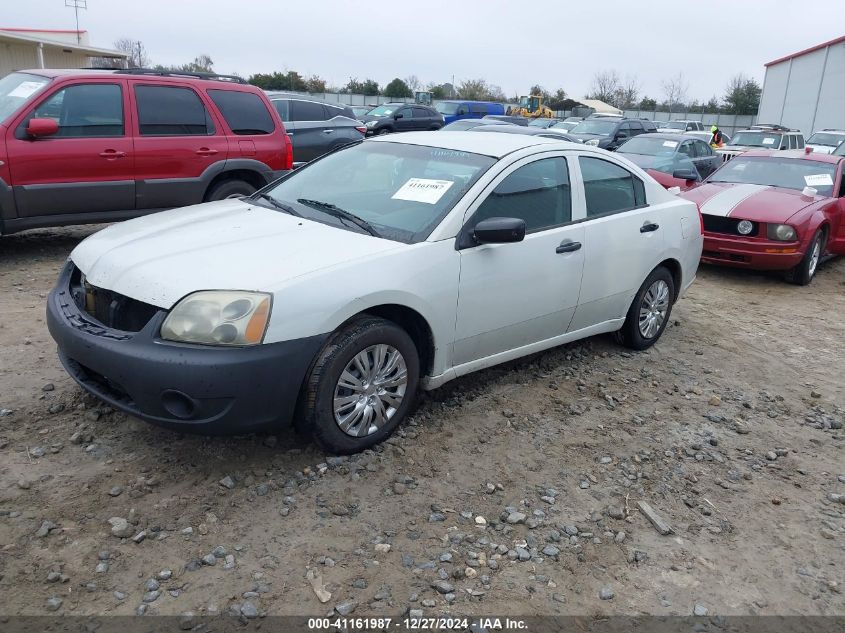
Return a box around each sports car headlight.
[161,291,271,346]
[767,224,797,242]
[584,139,599,146]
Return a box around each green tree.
[428,83,448,100]
[722,75,762,115]
[383,77,413,98]
[638,97,657,110]
[305,75,327,93]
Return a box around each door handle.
[556,241,582,254]
[195,148,219,156]
[322,129,334,134]
[99,150,126,159]
[640,222,660,233]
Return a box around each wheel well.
[360,305,435,377]
[204,169,266,200]
[657,258,682,301]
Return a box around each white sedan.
[47,132,703,454]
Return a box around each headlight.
[161,291,271,346]
[366,120,378,127]
[584,139,599,146]
[767,224,797,241]
[736,220,754,235]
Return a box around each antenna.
[64,0,87,44]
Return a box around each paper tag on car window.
[662,141,678,148]
[762,137,776,145]
[392,178,454,204]
[8,81,43,99]
[804,173,833,187]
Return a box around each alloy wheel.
[638,280,670,339]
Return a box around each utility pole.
[64,0,87,44]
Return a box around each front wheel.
[615,267,675,350]
[785,229,824,286]
[299,317,419,454]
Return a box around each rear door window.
[26,83,124,137]
[291,100,328,122]
[207,89,275,135]
[579,156,646,217]
[135,85,214,136]
[413,107,431,118]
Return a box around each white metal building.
[0,28,127,77]
[757,35,845,135]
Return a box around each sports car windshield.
[262,142,495,243]
[709,157,837,197]
[570,120,617,136]
[731,131,782,148]
[618,136,681,156]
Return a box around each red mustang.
[680,149,845,285]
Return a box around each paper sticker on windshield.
[392,178,454,204]
[804,173,833,187]
[762,137,776,145]
[8,81,43,99]
[662,141,678,148]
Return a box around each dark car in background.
[268,93,365,165]
[527,118,557,129]
[440,118,511,131]
[482,114,529,126]
[349,105,373,118]
[435,100,505,124]
[569,117,658,150]
[617,133,721,182]
[362,103,443,135]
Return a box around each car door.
[285,99,334,164]
[7,79,135,218]
[610,122,630,150]
[394,106,416,132]
[568,155,664,332]
[692,140,719,178]
[453,155,586,368]
[414,107,435,130]
[629,120,645,138]
[130,83,228,208]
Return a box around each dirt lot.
[0,226,843,618]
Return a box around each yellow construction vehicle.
[512,95,555,118]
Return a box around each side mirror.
[673,168,699,183]
[458,109,466,115]
[26,118,59,138]
[473,217,526,244]
[393,113,403,120]
[615,131,628,140]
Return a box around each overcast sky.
[5,0,845,102]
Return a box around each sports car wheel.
[786,229,824,286]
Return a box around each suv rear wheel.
[205,179,256,201]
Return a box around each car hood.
[680,182,821,223]
[71,199,402,309]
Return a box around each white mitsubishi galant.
[47,132,703,454]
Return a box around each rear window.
[207,89,274,135]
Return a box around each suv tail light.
[282,136,293,170]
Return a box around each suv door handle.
[195,148,218,156]
[640,222,660,233]
[556,241,582,254]
[99,150,126,159]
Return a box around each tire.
[785,229,824,286]
[615,266,675,350]
[205,179,256,202]
[298,317,420,454]
[376,128,392,136]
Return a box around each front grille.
[702,215,759,237]
[718,151,740,163]
[70,266,159,332]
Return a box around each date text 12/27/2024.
[307,617,529,630]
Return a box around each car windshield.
[436,102,460,115]
[552,121,577,130]
[834,142,845,157]
[262,142,495,243]
[807,132,845,148]
[661,121,687,130]
[709,157,837,197]
[0,72,50,122]
[731,131,782,148]
[618,136,682,156]
[570,119,617,136]
[367,104,398,117]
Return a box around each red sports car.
[680,149,845,285]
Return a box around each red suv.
[0,69,292,235]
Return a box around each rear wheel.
[785,229,824,286]
[377,128,392,136]
[298,317,419,454]
[615,267,675,350]
[205,179,256,201]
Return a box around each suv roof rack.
[114,68,246,84]
[749,123,793,131]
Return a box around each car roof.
[368,130,576,158]
[17,68,252,88]
[738,149,843,164]
[266,92,350,107]
[634,132,699,142]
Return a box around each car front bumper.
[46,263,326,435]
[701,232,803,270]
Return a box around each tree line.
[92,39,762,115]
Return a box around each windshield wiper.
[252,193,301,216]
[296,198,380,237]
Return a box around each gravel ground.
[0,226,843,618]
